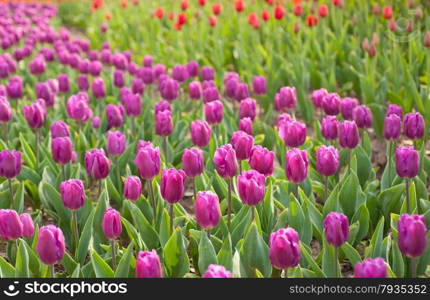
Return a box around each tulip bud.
[322,93,340,115]
[131,78,145,95]
[239,98,257,120]
[276,113,292,128]
[395,146,419,178]
[77,75,89,91]
[382,5,393,19]
[398,214,427,258]
[239,117,253,135]
[155,110,173,137]
[274,87,296,111]
[321,116,339,141]
[23,100,46,129]
[234,82,249,102]
[107,131,126,156]
[50,120,70,138]
[191,120,211,147]
[203,87,220,103]
[113,70,125,88]
[172,65,189,83]
[278,120,307,148]
[403,112,425,140]
[92,117,101,129]
[134,142,160,179]
[122,93,141,117]
[160,78,179,101]
[353,105,373,129]
[20,213,34,238]
[189,81,202,100]
[354,257,387,278]
[154,100,171,115]
[6,76,23,99]
[85,149,111,180]
[135,250,163,278]
[181,147,204,178]
[51,137,73,164]
[338,120,360,149]
[316,146,340,177]
[269,228,301,270]
[224,77,239,99]
[139,67,154,84]
[160,168,187,203]
[195,191,221,229]
[252,76,267,95]
[92,77,106,99]
[124,176,142,201]
[204,100,223,125]
[214,144,238,178]
[29,56,46,75]
[340,97,359,120]
[0,150,22,179]
[202,264,232,278]
[201,66,214,81]
[249,145,274,177]
[89,60,102,76]
[324,212,349,247]
[102,208,122,240]
[0,209,23,241]
[67,94,92,123]
[60,179,85,210]
[187,61,199,77]
[423,32,430,48]
[386,104,403,118]
[285,148,308,183]
[36,225,65,265]
[106,104,124,129]
[237,170,266,206]
[311,88,328,109]
[231,130,254,161]
[384,114,401,140]
[0,96,12,123]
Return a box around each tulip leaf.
[91,250,114,278]
[217,234,233,272]
[159,208,171,248]
[321,239,340,278]
[0,256,15,278]
[71,264,81,278]
[340,242,362,267]
[14,239,30,278]
[197,232,217,275]
[366,216,385,258]
[76,209,95,265]
[163,228,189,278]
[300,243,326,278]
[12,183,24,213]
[114,242,134,278]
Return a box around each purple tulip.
[36,225,65,265]
[124,176,142,201]
[274,87,296,111]
[395,146,419,178]
[134,142,160,180]
[92,77,106,99]
[202,265,232,278]
[136,250,163,278]
[106,104,124,129]
[239,117,253,135]
[321,116,339,141]
[316,146,340,177]
[403,112,425,140]
[311,88,328,109]
[0,209,23,241]
[201,66,214,81]
[384,114,401,140]
[182,148,204,178]
[23,99,46,129]
[77,75,89,91]
[204,100,223,125]
[239,98,257,121]
[92,117,101,129]
[237,170,266,206]
[123,93,141,117]
[160,168,187,204]
[324,212,349,247]
[353,105,373,128]
[191,120,211,148]
[85,149,111,180]
[252,76,267,95]
[0,96,12,123]
[113,70,125,88]
[276,113,292,128]
[155,110,173,137]
[269,228,301,270]
[131,78,145,95]
[214,144,238,178]
[172,65,189,83]
[203,87,220,103]
[187,61,199,77]
[20,213,35,238]
[231,130,254,161]
[234,82,249,102]
[224,77,239,99]
[354,258,387,278]
[249,145,274,177]
[340,97,359,120]
[60,179,85,210]
[29,56,46,75]
[139,67,154,84]
[160,78,179,101]
[50,120,70,139]
[67,93,92,123]
[0,150,21,179]
[195,191,221,230]
[6,76,23,99]
[386,104,403,118]
[322,93,340,116]
[278,120,307,148]
[285,148,308,183]
[102,208,122,240]
[154,100,171,115]
[107,131,126,156]
[89,60,102,76]
[143,55,153,68]
[189,81,202,100]
[338,120,360,149]
[51,137,73,164]
[398,214,427,258]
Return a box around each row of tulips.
[0,2,428,278]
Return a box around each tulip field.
[0,0,429,280]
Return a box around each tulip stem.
[227,178,233,230]
[115,156,121,194]
[163,137,168,163]
[35,129,40,168]
[50,265,55,278]
[347,150,351,175]
[334,247,340,278]
[8,179,13,205]
[410,258,417,278]
[251,206,255,222]
[3,123,8,146]
[239,160,242,174]
[193,177,197,201]
[62,164,66,182]
[405,179,410,214]
[324,176,328,203]
[72,210,79,253]
[97,180,102,201]
[283,269,288,278]
[207,229,211,240]
[387,141,393,185]
[147,180,156,224]
[111,240,116,270]
[169,204,174,235]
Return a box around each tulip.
[278,120,307,148]
[6,76,23,99]
[107,131,126,156]
[321,116,339,141]
[23,99,46,129]
[161,168,186,233]
[338,120,360,149]
[398,214,427,262]
[384,114,401,140]
[92,117,101,129]
[172,65,189,83]
[36,225,65,269]
[20,213,34,238]
[316,146,340,201]
[214,144,238,179]
[340,97,359,120]
[239,117,253,135]
[203,87,220,103]
[139,67,154,84]
[354,258,387,278]
[249,145,274,177]
[106,104,124,129]
[51,137,73,165]
[396,146,419,213]
[154,100,171,115]
[160,78,179,101]
[123,93,141,118]
[252,76,266,95]
[386,104,403,118]
[324,211,349,277]
[67,93,92,123]
[182,148,204,179]
[136,250,163,278]
[353,105,372,129]
[124,176,142,201]
[92,77,106,99]
[50,120,70,138]
[134,143,160,180]
[0,209,23,241]
[155,110,173,137]
[189,81,202,100]
[113,70,125,88]
[131,78,145,95]
[89,60,102,76]
[195,191,221,230]
[102,208,122,268]
[77,75,89,91]
[239,98,257,121]
[202,264,232,278]
[285,148,308,186]
[311,88,328,109]
[234,82,249,102]
[0,150,22,202]
[204,100,223,125]
[201,66,214,81]
[191,120,211,148]
[60,179,85,210]
[187,61,199,77]
[269,228,301,271]
[276,113,292,128]
[274,87,296,111]
[29,56,46,75]
[403,112,425,140]
[322,93,340,115]
[85,148,110,180]
[231,130,254,166]
[0,96,12,124]
[224,77,239,99]
[237,170,266,207]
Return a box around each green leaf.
[114,242,134,278]
[0,256,15,278]
[91,250,114,278]
[300,243,325,278]
[71,264,81,278]
[15,239,30,278]
[163,228,189,278]
[217,234,233,272]
[322,239,340,278]
[341,242,362,267]
[197,232,217,274]
[76,209,95,265]
[367,216,385,258]
[127,201,159,249]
